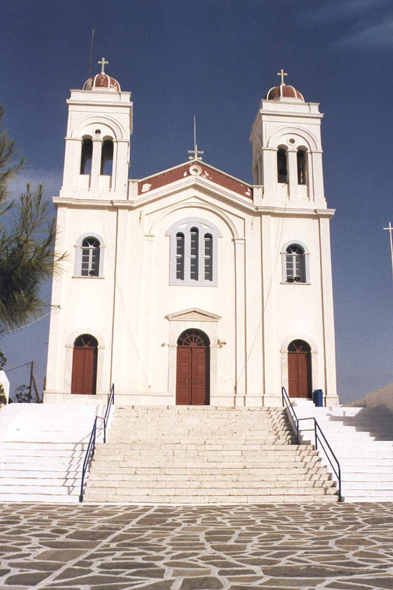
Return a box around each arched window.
[80,138,93,175]
[166,218,222,286]
[176,233,185,280]
[190,228,199,281]
[82,237,100,276]
[286,244,306,283]
[277,147,288,183]
[204,234,213,281]
[75,233,105,278]
[101,139,114,176]
[297,149,307,185]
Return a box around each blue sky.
[2,0,393,403]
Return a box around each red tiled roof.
[138,161,253,200]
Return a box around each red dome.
[83,73,121,92]
[266,84,304,102]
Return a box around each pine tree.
[0,106,65,334]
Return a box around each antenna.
[188,115,204,161]
[88,25,95,78]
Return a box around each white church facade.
[44,63,339,408]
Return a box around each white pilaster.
[318,216,338,403]
[233,237,247,403]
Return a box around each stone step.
[0,476,82,486]
[83,494,338,504]
[89,464,327,475]
[343,481,393,490]
[0,442,89,450]
[0,493,80,503]
[101,441,295,450]
[95,445,314,454]
[1,449,86,458]
[90,460,323,471]
[86,485,336,497]
[335,458,393,466]
[87,478,334,490]
[342,472,393,481]
[341,464,393,474]
[0,484,77,495]
[110,430,292,438]
[0,460,83,472]
[88,471,331,483]
[342,489,393,498]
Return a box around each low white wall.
[364,382,393,414]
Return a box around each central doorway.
[288,339,312,398]
[71,334,98,395]
[176,329,210,405]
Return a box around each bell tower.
[250,70,325,207]
[60,58,133,200]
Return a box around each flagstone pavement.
[0,503,393,590]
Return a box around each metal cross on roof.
[277,69,288,85]
[98,57,109,74]
[188,115,204,161]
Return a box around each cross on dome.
[277,69,288,85]
[98,57,109,74]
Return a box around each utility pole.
[29,361,34,402]
[29,360,42,403]
[383,222,393,288]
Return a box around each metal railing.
[103,383,115,443]
[79,383,115,502]
[282,386,342,502]
[79,417,97,502]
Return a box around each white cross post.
[383,222,393,289]
[98,57,109,74]
[188,115,204,161]
[277,69,288,85]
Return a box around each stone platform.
[0,503,393,589]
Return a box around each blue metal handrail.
[79,416,97,502]
[282,386,342,502]
[103,383,115,443]
[282,386,300,443]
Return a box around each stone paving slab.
[0,503,392,589]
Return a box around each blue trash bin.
[313,389,323,407]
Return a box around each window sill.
[170,281,218,288]
[72,275,105,279]
[280,281,311,286]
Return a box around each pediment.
[166,308,221,322]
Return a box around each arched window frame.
[74,232,105,278]
[80,136,93,175]
[277,145,288,184]
[281,240,310,284]
[100,137,114,176]
[297,147,308,185]
[166,218,222,286]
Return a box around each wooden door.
[176,330,209,405]
[71,335,97,395]
[288,340,311,398]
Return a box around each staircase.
[84,406,338,503]
[0,403,103,502]
[294,401,393,502]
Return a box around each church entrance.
[71,334,98,395]
[176,329,210,405]
[288,340,312,398]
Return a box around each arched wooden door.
[176,330,210,405]
[71,335,98,395]
[288,340,312,398]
